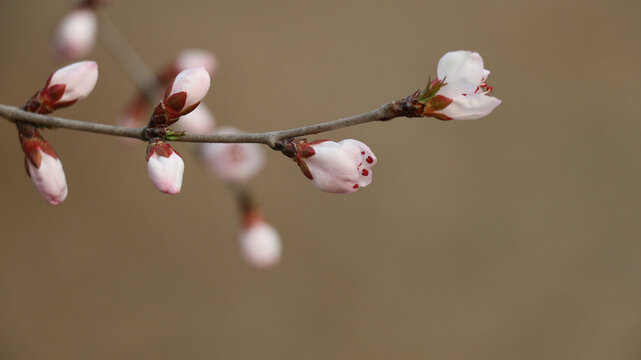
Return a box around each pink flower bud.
[174,49,218,76]
[199,127,265,183]
[294,139,376,194]
[173,103,216,134]
[239,211,282,269]
[46,60,99,103]
[163,67,211,117]
[26,150,68,206]
[18,126,68,205]
[52,8,97,61]
[433,50,501,120]
[146,140,184,195]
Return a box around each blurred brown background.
[1,0,640,359]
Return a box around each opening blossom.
[419,50,501,120]
[288,139,377,194]
[146,140,184,195]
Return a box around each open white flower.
[434,50,501,120]
[295,139,376,194]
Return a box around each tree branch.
[0,101,405,149]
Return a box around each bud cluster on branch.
[0,3,501,268]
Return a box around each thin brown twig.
[0,102,404,149]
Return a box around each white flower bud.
[47,60,99,103]
[174,103,216,134]
[52,8,97,61]
[199,127,265,183]
[239,219,282,269]
[146,141,184,195]
[174,49,218,75]
[165,67,211,115]
[26,150,68,206]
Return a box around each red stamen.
[366,156,373,164]
[362,169,369,176]
[353,184,359,189]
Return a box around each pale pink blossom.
[52,8,97,61]
[295,139,376,194]
[26,149,68,206]
[174,50,218,75]
[239,217,282,269]
[146,141,184,195]
[47,61,99,103]
[174,103,216,134]
[434,50,501,120]
[199,127,265,183]
[164,67,210,116]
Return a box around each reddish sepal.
[165,91,187,112]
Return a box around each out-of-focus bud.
[146,139,184,195]
[26,61,99,114]
[173,103,216,134]
[18,125,68,205]
[116,97,146,128]
[163,67,211,118]
[79,0,113,7]
[286,139,377,194]
[199,127,265,183]
[173,49,218,76]
[418,50,501,120]
[115,97,147,145]
[239,209,282,269]
[52,8,97,61]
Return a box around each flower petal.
[441,94,502,120]
[436,51,484,97]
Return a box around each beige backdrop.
[1,0,640,359]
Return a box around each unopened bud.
[52,8,97,61]
[239,210,282,269]
[27,61,98,114]
[199,127,265,183]
[146,139,184,195]
[173,49,217,76]
[163,67,211,118]
[18,125,68,205]
[173,103,216,134]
